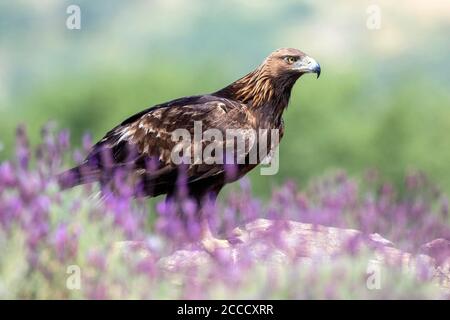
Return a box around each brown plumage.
[58,48,320,248]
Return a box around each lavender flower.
[0,124,448,299]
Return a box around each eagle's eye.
[284,56,298,64]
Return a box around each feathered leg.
[199,216,232,252]
[194,187,234,252]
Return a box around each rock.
[420,238,450,266]
[115,218,450,293]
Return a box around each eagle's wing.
[61,95,258,195]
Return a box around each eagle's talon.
[201,237,232,253]
[232,227,244,237]
[201,237,238,263]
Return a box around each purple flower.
[1,124,449,299]
[0,162,16,187]
[58,130,70,150]
[53,223,79,261]
[82,133,93,152]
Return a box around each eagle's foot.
[198,220,238,262]
[201,236,232,253]
[200,236,238,263]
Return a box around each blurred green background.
[1,0,449,197]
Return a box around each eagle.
[58,48,321,250]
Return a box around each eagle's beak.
[295,56,321,78]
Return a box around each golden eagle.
[58,48,320,249]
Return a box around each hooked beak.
[294,56,321,78]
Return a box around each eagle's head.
[262,48,321,79]
[216,47,321,111]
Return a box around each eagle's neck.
[215,66,300,125]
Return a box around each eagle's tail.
[57,164,101,190]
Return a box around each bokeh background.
[1,0,450,197]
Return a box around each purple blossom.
[53,223,80,261]
[0,124,449,299]
[0,162,16,187]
